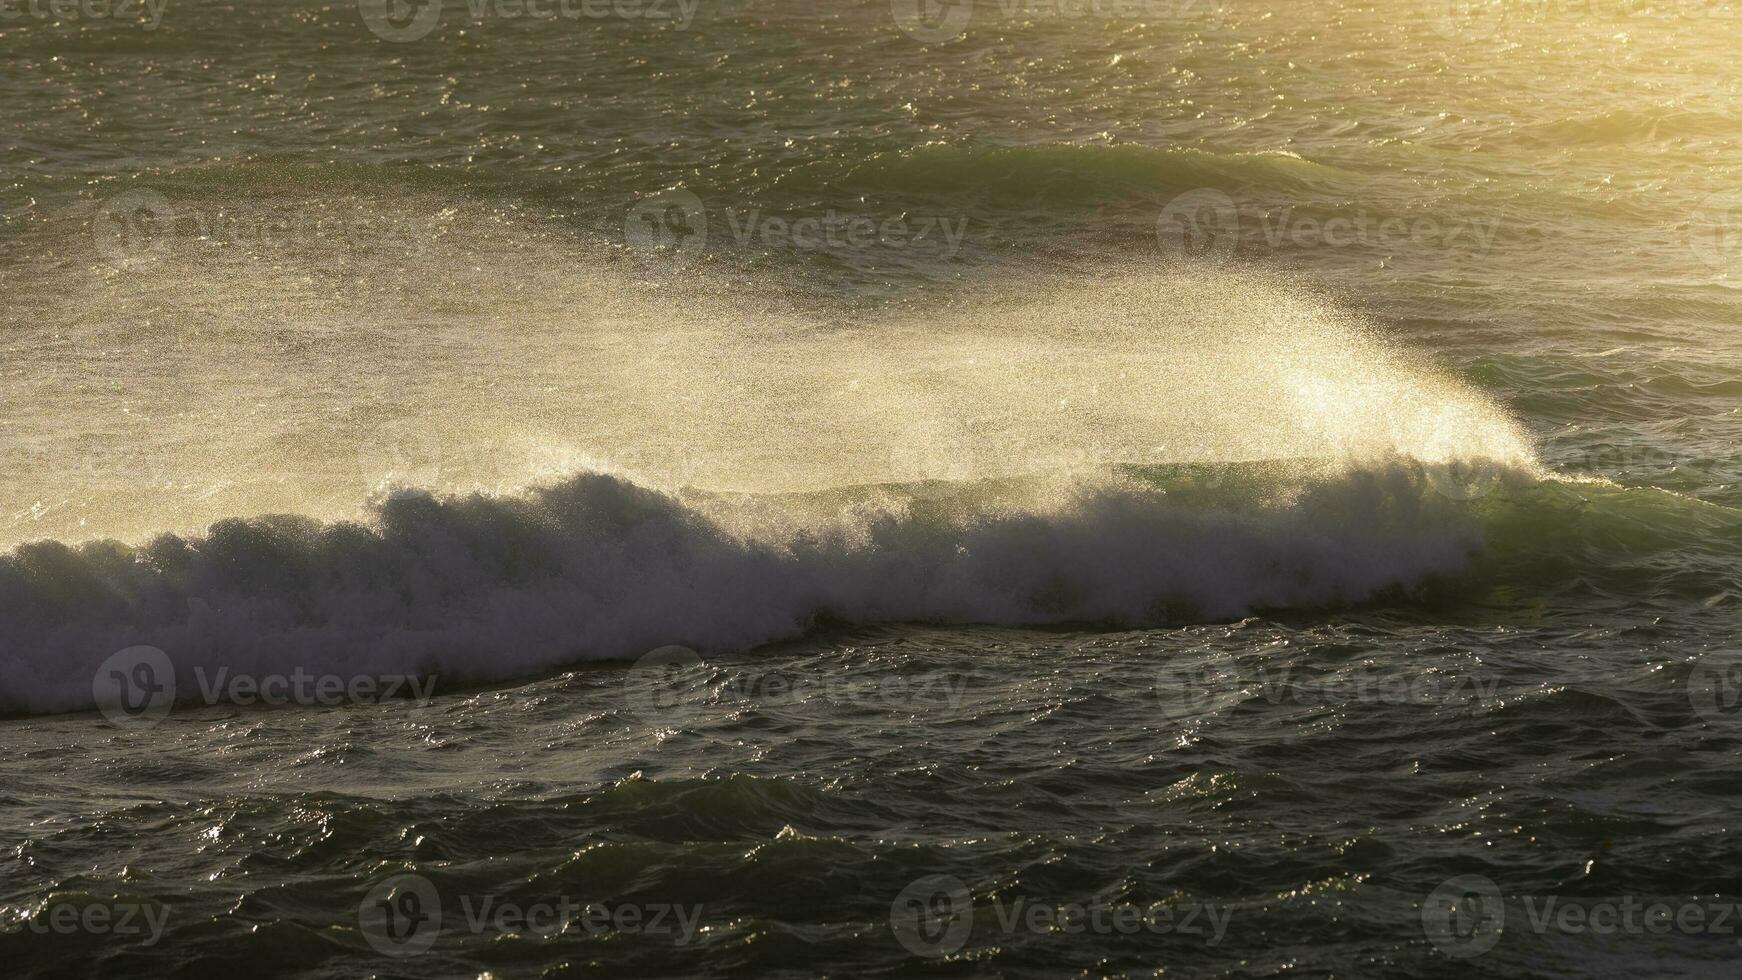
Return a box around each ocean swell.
[0,462,1491,718]
[837,143,1353,205]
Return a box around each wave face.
[0,216,1560,719]
[1,462,1504,717]
[835,144,1354,205]
[0,224,1557,719]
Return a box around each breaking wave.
[0,460,1529,717]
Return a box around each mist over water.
[0,197,1550,718]
[2,190,1537,545]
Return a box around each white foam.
[0,461,1503,717]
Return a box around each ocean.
[2,0,1741,976]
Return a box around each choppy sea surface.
[2,0,1741,976]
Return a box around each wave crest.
[0,462,1497,717]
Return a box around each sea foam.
[0,460,1515,717]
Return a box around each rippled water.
[2,0,1741,976]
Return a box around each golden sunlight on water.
[1,199,1536,547]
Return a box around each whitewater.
[0,208,1543,716]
